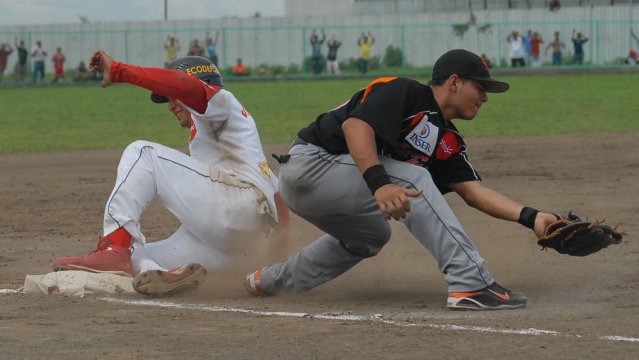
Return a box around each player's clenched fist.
[374,183,423,220]
[88,49,114,88]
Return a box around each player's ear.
[448,74,461,93]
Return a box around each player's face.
[455,79,487,120]
[168,98,192,128]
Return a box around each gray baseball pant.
[260,142,494,294]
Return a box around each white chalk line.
[0,288,22,294]
[99,297,639,343]
[2,288,638,343]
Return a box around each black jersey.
[297,77,481,193]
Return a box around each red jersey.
[53,53,65,77]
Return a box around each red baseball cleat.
[52,236,133,277]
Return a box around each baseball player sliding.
[246,49,560,310]
[53,50,289,296]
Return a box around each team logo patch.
[405,117,439,157]
[436,131,462,160]
[258,161,270,178]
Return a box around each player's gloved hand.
[374,184,423,221]
[88,49,114,88]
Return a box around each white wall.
[0,4,636,73]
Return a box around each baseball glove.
[537,212,623,256]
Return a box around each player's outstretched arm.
[449,181,555,238]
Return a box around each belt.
[292,138,309,147]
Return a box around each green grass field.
[1,73,637,153]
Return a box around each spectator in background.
[164,36,181,67]
[205,31,220,66]
[523,30,533,66]
[73,61,92,81]
[571,29,589,65]
[232,58,249,76]
[0,43,13,81]
[357,31,375,74]
[310,29,326,75]
[530,31,544,67]
[545,31,566,66]
[51,47,66,83]
[480,54,493,68]
[506,31,525,67]
[326,35,342,75]
[31,40,47,84]
[13,38,28,82]
[187,39,205,57]
[627,50,638,65]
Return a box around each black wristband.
[362,164,392,194]
[518,206,539,230]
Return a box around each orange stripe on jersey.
[360,77,397,103]
[408,112,425,128]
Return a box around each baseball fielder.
[246,49,558,310]
[53,50,288,295]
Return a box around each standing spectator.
[480,54,493,68]
[164,36,181,67]
[571,30,589,65]
[31,40,47,84]
[51,47,66,83]
[506,31,525,68]
[232,58,249,76]
[13,38,28,82]
[545,31,566,66]
[530,32,544,67]
[187,39,205,57]
[523,30,533,66]
[205,31,220,66]
[326,35,342,75]
[309,29,326,75]
[0,43,13,81]
[357,31,375,74]
[630,31,639,65]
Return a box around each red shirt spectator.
[530,32,543,58]
[0,43,13,79]
[52,47,66,82]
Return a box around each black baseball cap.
[150,56,224,103]
[431,49,509,93]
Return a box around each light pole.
[164,0,168,21]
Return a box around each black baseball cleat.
[447,282,527,310]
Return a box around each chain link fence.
[0,6,637,81]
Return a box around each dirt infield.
[1,133,638,359]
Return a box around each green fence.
[1,18,638,82]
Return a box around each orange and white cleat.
[245,270,272,296]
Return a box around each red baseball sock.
[106,227,132,248]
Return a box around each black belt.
[292,138,309,147]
